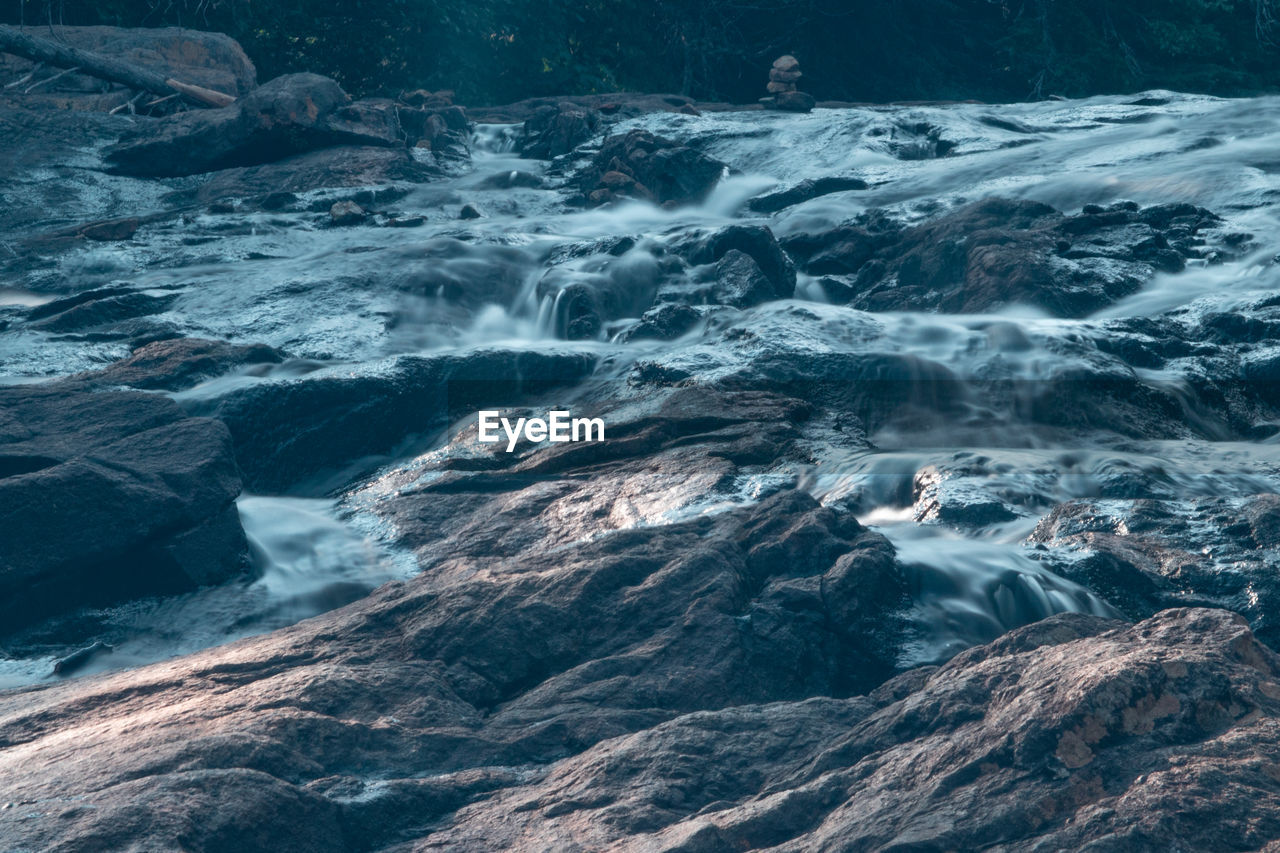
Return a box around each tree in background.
[4,0,1277,103]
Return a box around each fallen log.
[0,24,235,108]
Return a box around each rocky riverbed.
[3,26,1280,852]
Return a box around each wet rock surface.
[105,73,401,178]
[574,128,726,206]
[3,38,1280,850]
[785,197,1239,317]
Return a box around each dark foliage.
[5,0,1278,103]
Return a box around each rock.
[620,303,703,341]
[53,641,114,676]
[0,384,248,635]
[680,223,797,300]
[400,105,470,160]
[772,90,816,112]
[412,609,1280,852]
[106,73,403,178]
[520,102,601,159]
[747,175,868,213]
[575,129,726,207]
[26,286,177,337]
[459,203,484,220]
[74,338,284,392]
[913,463,1018,526]
[0,25,256,112]
[78,217,140,242]
[400,89,454,109]
[192,350,598,492]
[764,55,814,112]
[194,146,443,202]
[678,103,702,116]
[477,170,544,190]
[711,250,780,308]
[785,198,1236,317]
[329,200,366,226]
[1032,494,1280,646]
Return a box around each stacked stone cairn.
[764,55,815,113]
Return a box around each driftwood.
[0,24,235,108]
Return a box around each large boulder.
[520,102,601,158]
[575,129,725,207]
[105,73,404,178]
[0,25,256,112]
[0,383,248,635]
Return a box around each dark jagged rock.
[0,384,247,634]
[105,73,403,178]
[912,463,1019,526]
[1032,494,1280,646]
[679,224,797,300]
[576,129,726,207]
[7,595,1280,851]
[520,102,601,159]
[405,104,472,164]
[785,198,1236,317]
[710,249,780,308]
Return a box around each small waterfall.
[884,525,1121,666]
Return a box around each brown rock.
[79,217,139,241]
[773,54,800,72]
[769,68,803,83]
[600,169,635,189]
[773,90,816,112]
[329,200,366,225]
[767,81,797,94]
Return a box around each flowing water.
[5,90,1280,682]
